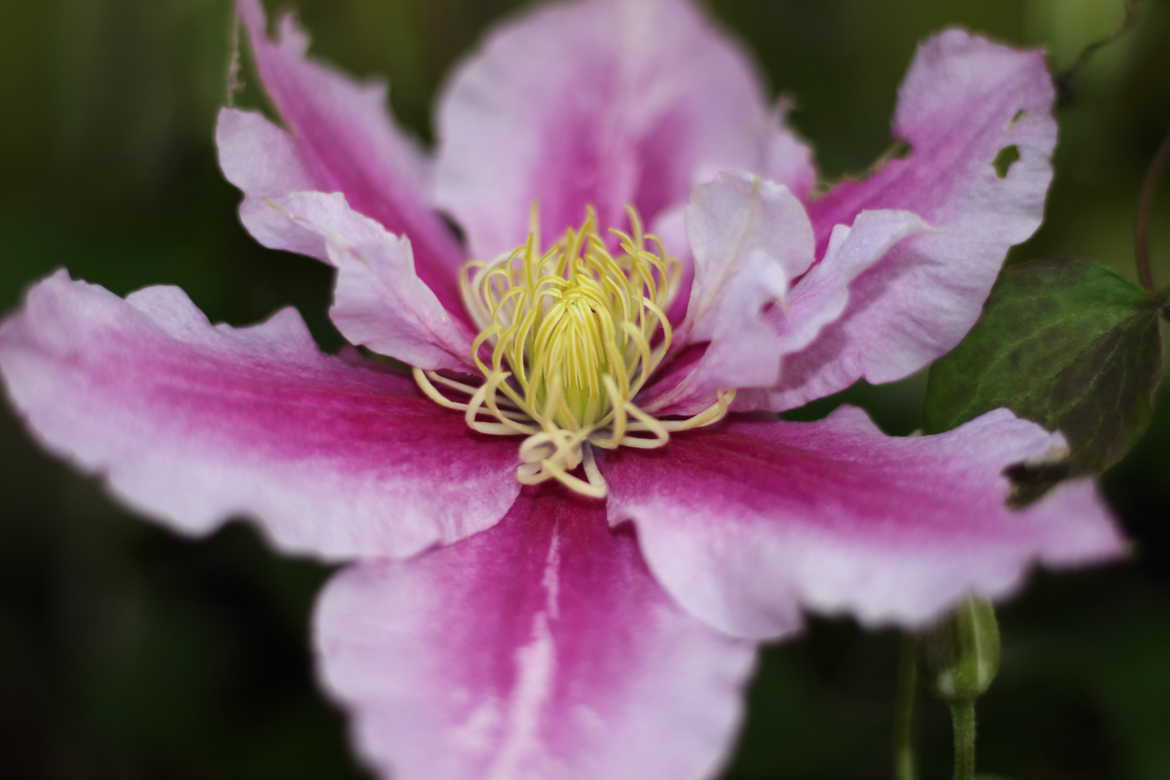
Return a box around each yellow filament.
[415,205,734,498]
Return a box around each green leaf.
[924,259,1164,476]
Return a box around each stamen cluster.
[415,206,733,497]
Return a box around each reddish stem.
[1135,129,1170,293]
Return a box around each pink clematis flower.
[0,0,1127,777]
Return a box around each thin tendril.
[1056,0,1141,108]
[224,10,243,106]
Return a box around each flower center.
[414,205,734,498]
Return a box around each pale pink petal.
[434,0,813,260]
[780,29,1057,408]
[605,406,1125,640]
[316,488,754,780]
[230,0,465,311]
[0,272,518,560]
[762,101,817,201]
[641,172,814,415]
[777,211,932,362]
[216,108,327,259]
[241,189,475,371]
[738,209,932,412]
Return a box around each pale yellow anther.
[415,205,735,498]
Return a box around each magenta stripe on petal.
[0,271,519,561]
[316,487,754,780]
[604,406,1126,640]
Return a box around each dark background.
[1,1,1168,778]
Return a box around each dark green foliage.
[925,259,1164,475]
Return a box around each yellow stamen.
[415,204,735,498]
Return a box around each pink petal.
[776,210,932,362]
[316,488,754,780]
[434,0,813,260]
[0,271,518,560]
[238,189,475,371]
[781,29,1057,407]
[216,109,327,259]
[642,172,814,415]
[763,101,817,201]
[604,406,1125,640]
[227,0,465,312]
[739,209,932,412]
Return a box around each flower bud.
[922,597,1000,702]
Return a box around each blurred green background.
[2,1,1169,778]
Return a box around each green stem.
[894,636,918,780]
[950,700,977,780]
[224,5,242,107]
